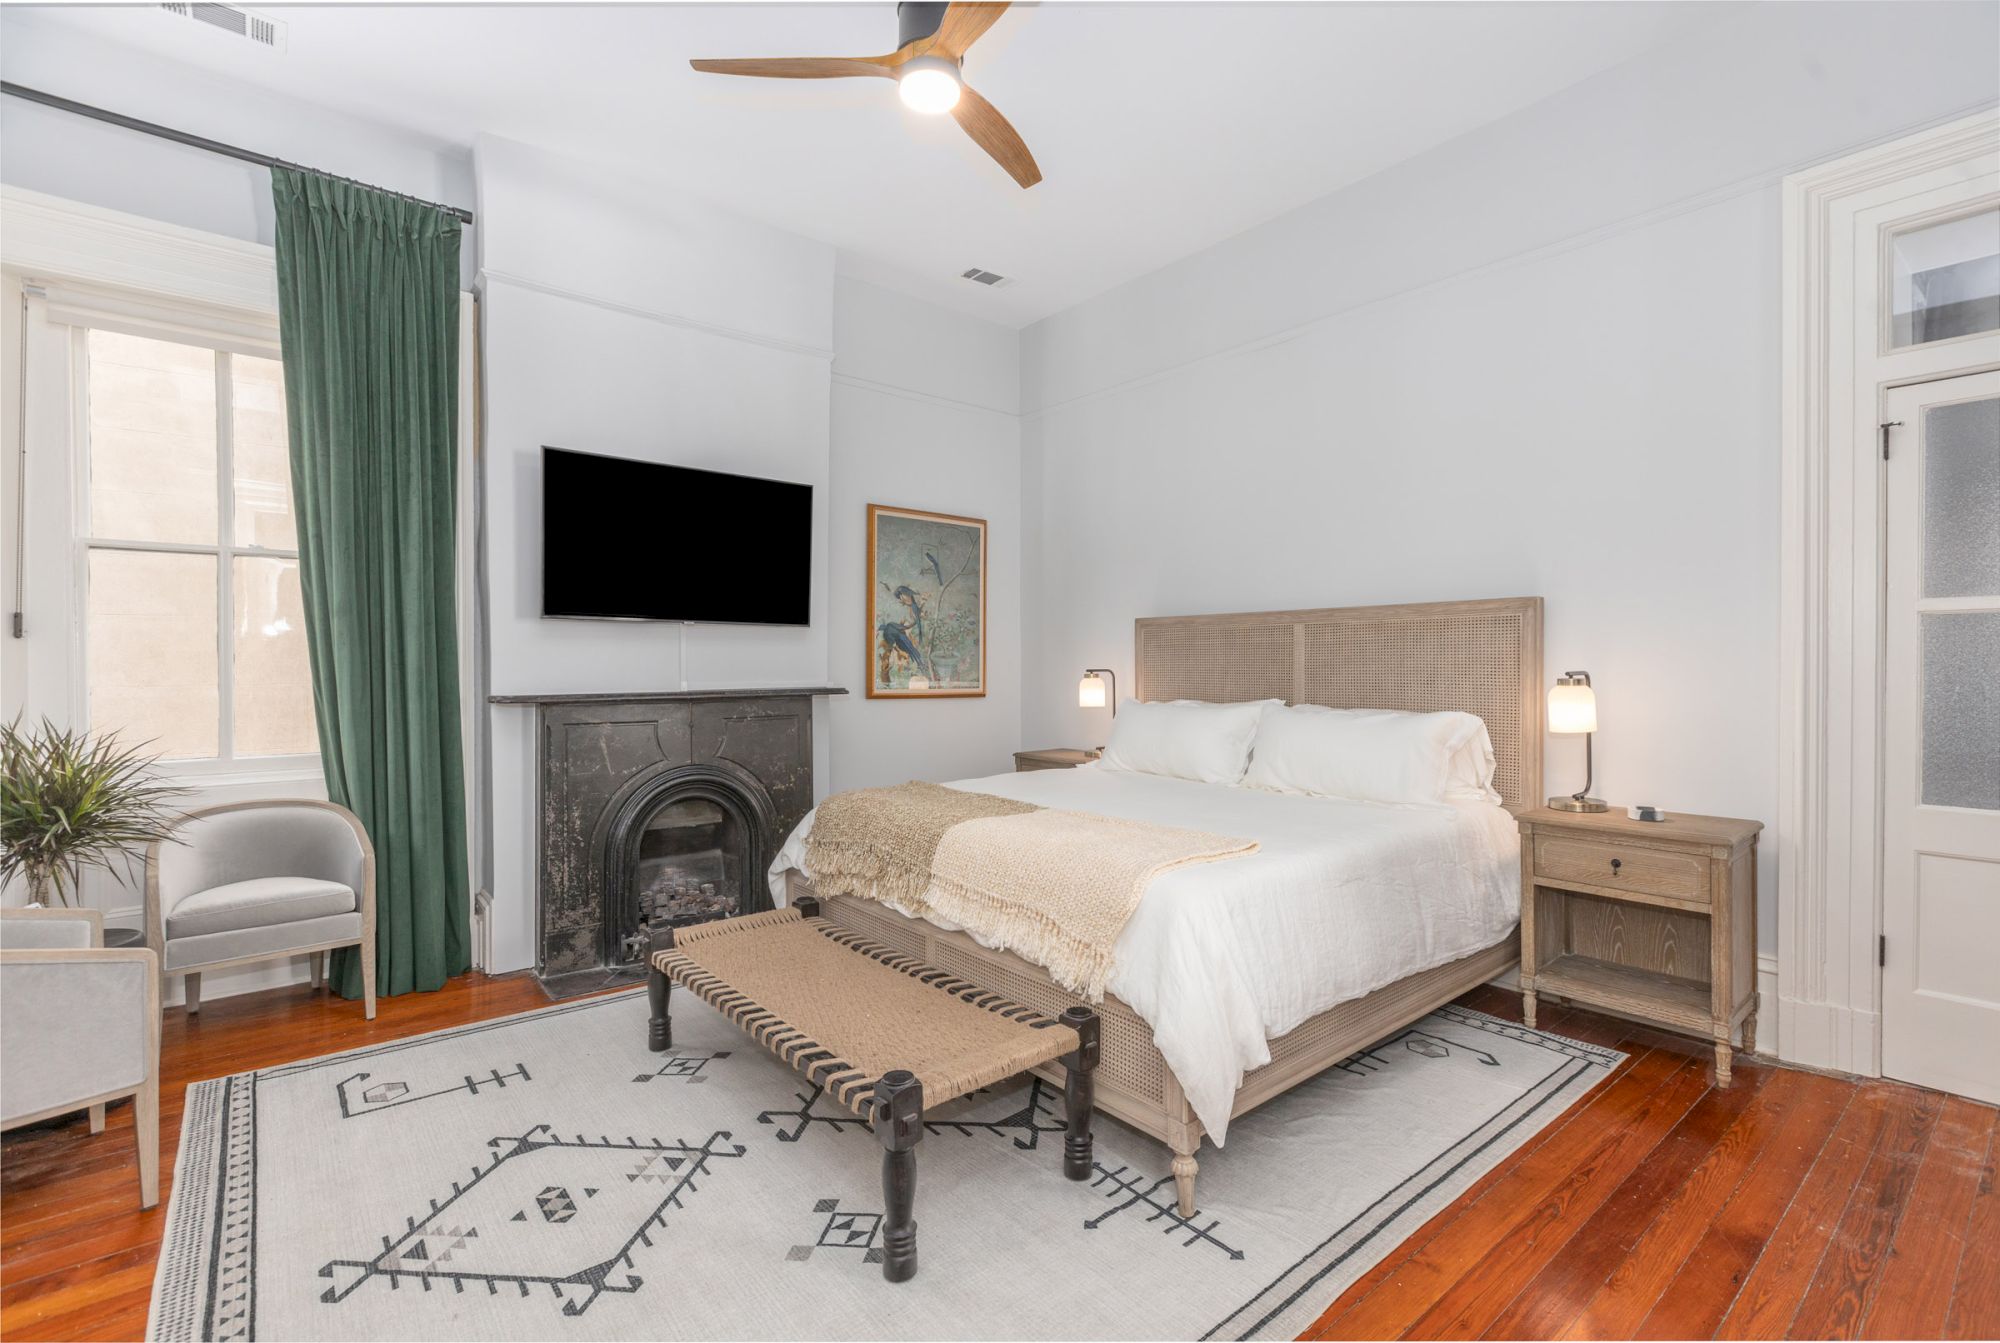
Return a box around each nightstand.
[1013,748,1099,772]
[1518,807,1762,1085]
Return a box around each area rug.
[148,988,1622,1341]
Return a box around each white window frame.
[65,315,319,778]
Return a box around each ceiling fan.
[690,2,1041,189]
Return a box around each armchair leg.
[360,938,377,1020]
[88,1103,106,1134]
[134,1077,159,1209]
[309,951,324,989]
[184,972,201,1016]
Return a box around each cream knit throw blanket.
[802,781,1259,1001]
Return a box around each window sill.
[156,762,325,791]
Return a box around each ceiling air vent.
[161,2,287,51]
[960,267,1012,289]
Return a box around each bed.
[774,596,1543,1215]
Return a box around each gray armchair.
[145,799,376,1018]
[0,908,161,1208]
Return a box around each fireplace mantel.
[491,686,847,706]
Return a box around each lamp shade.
[1078,672,1108,709]
[1548,680,1598,735]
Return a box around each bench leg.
[647,965,672,1052]
[874,1070,924,1283]
[1060,1005,1100,1180]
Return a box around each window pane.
[85,330,217,544]
[232,556,318,757]
[1924,396,2000,599]
[87,549,218,760]
[1922,612,2000,810]
[1889,208,2000,348]
[231,354,296,550]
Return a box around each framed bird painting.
[866,503,987,699]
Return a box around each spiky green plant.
[0,718,187,907]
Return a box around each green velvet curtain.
[271,168,470,998]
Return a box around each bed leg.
[646,965,672,1052]
[875,1070,923,1283]
[1060,1006,1100,1180]
[1171,1147,1199,1218]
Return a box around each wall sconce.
[1078,668,1117,714]
[1547,670,1608,813]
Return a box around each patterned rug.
[148,988,1622,1341]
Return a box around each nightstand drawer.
[1534,835,1709,903]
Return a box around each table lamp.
[1547,670,1608,813]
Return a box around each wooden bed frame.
[797,595,1544,1216]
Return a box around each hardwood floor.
[2,976,1993,1341]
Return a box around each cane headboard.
[1133,596,1544,814]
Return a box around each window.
[1887,206,2000,349]
[79,328,317,767]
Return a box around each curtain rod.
[1,81,476,225]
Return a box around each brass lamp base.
[1547,795,1610,813]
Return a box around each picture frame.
[866,503,988,699]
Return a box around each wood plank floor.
[2,975,1994,1341]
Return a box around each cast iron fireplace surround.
[491,687,844,997]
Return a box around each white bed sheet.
[768,764,1521,1144]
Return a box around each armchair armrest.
[0,907,103,949]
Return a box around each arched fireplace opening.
[599,766,777,974]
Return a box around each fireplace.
[600,766,771,974]
[491,687,843,998]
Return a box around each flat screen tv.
[542,446,813,625]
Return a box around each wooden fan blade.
[930,2,1011,57]
[689,57,892,79]
[951,85,1041,188]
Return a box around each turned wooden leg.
[647,966,673,1052]
[88,1103,106,1134]
[1743,1010,1759,1056]
[874,1070,923,1283]
[1061,1006,1100,1180]
[1522,989,1538,1029]
[1171,1148,1199,1218]
[184,972,201,1016]
[1714,1041,1733,1088]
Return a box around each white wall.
[828,275,1023,790]
[1019,0,2000,951]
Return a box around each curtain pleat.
[272,168,470,997]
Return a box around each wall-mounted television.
[542,446,813,625]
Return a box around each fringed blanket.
[802,781,1259,1001]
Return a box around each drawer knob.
[1610,858,1623,872]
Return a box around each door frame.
[1777,107,2000,1077]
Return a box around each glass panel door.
[1881,371,2000,1104]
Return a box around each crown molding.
[0,184,278,314]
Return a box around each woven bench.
[646,896,1100,1282]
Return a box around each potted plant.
[0,718,186,907]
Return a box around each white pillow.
[1097,699,1275,785]
[1244,704,1493,804]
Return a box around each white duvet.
[768,764,1521,1144]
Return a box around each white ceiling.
[10,2,1742,326]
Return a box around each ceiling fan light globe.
[897,57,962,114]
